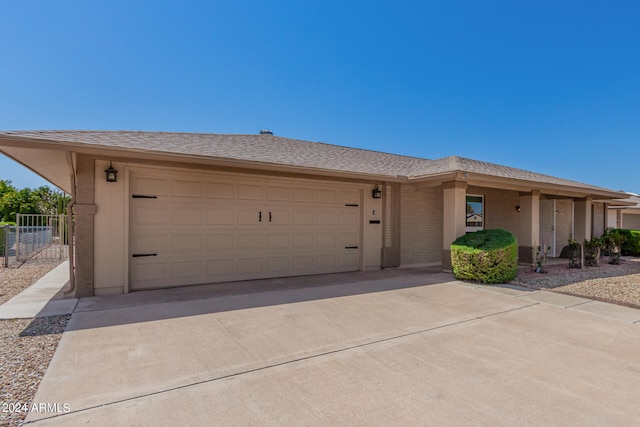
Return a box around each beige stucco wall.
[556,199,573,250]
[399,184,443,266]
[467,186,520,237]
[93,159,127,296]
[623,212,640,229]
[592,202,606,238]
[363,185,383,270]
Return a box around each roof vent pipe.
[259,129,273,135]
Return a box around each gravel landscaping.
[512,256,640,308]
[1,261,68,427]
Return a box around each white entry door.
[539,199,556,257]
[129,169,362,290]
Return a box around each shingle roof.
[0,130,426,178]
[412,156,614,192]
[0,130,622,195]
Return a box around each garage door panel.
[172,235,203,253]
[238,207,260,225]
[172,180,203,198]
[206,208,235,225]
[132,263,170,286]
[132,177,169,196]
[131,171,362,290]
[206,233,235,251]
[206,259,234,276]
[316,190,336,203]
[238,185,264,200]
[338,210,359,225]
[266,257,290,272]
[316,254,336,269]
[338,190,359,204]
[172,261,203,280]
[292,209,314,225]
[267,186,290,201]
[206,182,235,199]
[268,208,290,225]
[316,233,336,248]
[338,253,359,268]
[292,233,314,249]
[237,258,263,274]
[132,233,169,253]
[266,233,289,250]
[132,206,170,225]
[317,210,336,225]
[292,188,314,202]
[238,233,263,250]
[171,207,203,225]
[338,232,359,246]
[292,256,314,270]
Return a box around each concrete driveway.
[25,268,640,426]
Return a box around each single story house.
[0,130,628,297]
[608,193,640,230]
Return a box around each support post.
[442,180,468,270]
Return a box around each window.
[466,195,484,232]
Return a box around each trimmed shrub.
[451,229,518,284]
[614,229,640,256]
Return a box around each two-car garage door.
[129,169,362,290]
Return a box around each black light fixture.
[516,205,521,212]
[105,162,118,183]
[372,185,382,199]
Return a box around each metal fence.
[1,225,17,267]
[16,214,69,263]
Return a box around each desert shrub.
[451,229,518,284]
[614,229,640,256]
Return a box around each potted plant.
[583,237,604,267]
[567,240,582,268]
[535,245,550,273]
[602,230,625,265]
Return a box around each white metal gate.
[16,214,69,262]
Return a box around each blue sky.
[1,1,638,192]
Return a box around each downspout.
[64,152,76,296]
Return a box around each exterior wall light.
[105,162,118,183]
[372,185,382,199]
[516,205,521,212]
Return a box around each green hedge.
[451,229,518,284]
[613,229,640,256]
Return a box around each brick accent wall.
[399,185,443,265]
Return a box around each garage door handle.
[132,253,158,257]
[344,246,359,249]
[132,195,158,199]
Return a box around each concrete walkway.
[0,261,77,319]
[22,269,640,426]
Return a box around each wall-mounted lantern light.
[105,162,118,183]
[516,205,521,212]
[372,185,382,199]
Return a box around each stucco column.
[73,154,96,297]
[574,197,592,243]
[518,191,540,265]
[616,209,622,228]
[442,180,467,270]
